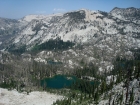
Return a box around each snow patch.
[0,88,62,105]
[34,57,47,63]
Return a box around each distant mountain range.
[0,7,140,71]
[0,7,140,50]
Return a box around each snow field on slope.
[0,88,62,105]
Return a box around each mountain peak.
[110,7,139,12]
[79,8,89,11]
[21,14,46,22]
[126,7,137,10]
[112,7,120,10]
[110,7,140,21]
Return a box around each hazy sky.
[0,0,140,19]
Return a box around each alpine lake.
[41,75,95,89]
[41,61,95,89]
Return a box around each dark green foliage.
[99,11,108,17]
[96,16,103,19]
[64,10,85,20]
[111,56,133,78]
[70,79,95,94]
[132,48,140,60]
[119,28,125,35]
[0,63,4,71]
[100,80,106,94]
[73,66,98,78]
[119,91,123,105]
[94,87,99,104]
[70,91,77,99]
[0,80,16,89]
[8,44,26,54]
[53,98,71,105]
[112,48,140,81]
[31,38,74,52]
[129,88,134,105]
[109,93,112,105]
[32,22,42,34]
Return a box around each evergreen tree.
[101,80,106,94]
[80,93,83,103]
[129,88,134,105]
[109,93,112,105]
[119,91,123,105]
[94,88,99,104]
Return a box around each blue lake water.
[47,61,62,65]
[41,75,77,89]
[41,75,96,89]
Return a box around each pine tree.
[112,98,115,105]
[129,88,134,105]
[94,88,99,104]
[80,93,83,104]
[109,93,111,105]
[92,84,95,98]
[120,91,123,105]
[101,80,105,94]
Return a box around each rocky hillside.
[110,7,140,23]
[11,7,140,48]
[0,7,140,105]
[0,7,139,49]
[0,17,25,49]
[0,7,139,72]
